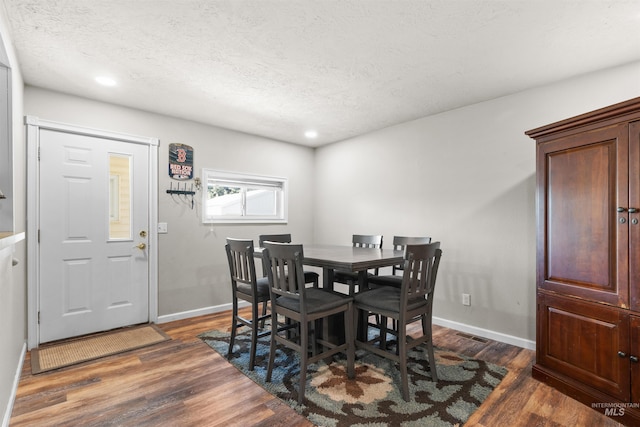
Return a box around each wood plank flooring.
[10,309,622,426]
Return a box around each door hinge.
[37,311,40,324]
[37,229,40,243]
[38,146,40,161]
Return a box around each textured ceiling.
[2,0,640,146]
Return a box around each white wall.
[23,87,317,317]
[315,61,640,345]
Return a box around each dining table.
[256,243,405,340]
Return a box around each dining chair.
[225,238,272,371]
[333,234,383,295]
[368,236,432,288]
[262,241,355,404]
[354,242,442,401]
[258,233,319,287]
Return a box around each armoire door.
[537,292,630,402]
[631,315,640,404]
[537,122,629,308]
[629,121,640,312]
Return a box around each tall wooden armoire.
[526,97,640,425]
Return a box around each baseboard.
[156,301,250,324]
[157,305,535,350]
[2,341,26,427]
[433,316,536,350]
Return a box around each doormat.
[199,328,507,427]
[31,324,170,374]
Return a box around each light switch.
[157,222,168,234]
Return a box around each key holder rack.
[166,181,197,209]
[166,181,196,196]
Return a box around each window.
[108,153,132,239]
[202,169,288,223]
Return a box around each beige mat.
[31,324,170,374]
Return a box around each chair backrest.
[352,234,383,249]
[400,242,442,310]
[225,238,259,296]
[262,241,307,304]
[392,236,432,274]
[258,233,292,247]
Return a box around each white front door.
[38,128,151,343]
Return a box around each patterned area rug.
[199,328,507,426]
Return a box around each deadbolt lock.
[139,230,147,237]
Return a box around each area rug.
[31,324,170,374]
[199,328,507,426]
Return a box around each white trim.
[25,116,39,349]
[148,138,159,323]
[25,116,159,349]
[24,116,159,146]
[433,316,536,350]
[2,342,26,427]
[156,301,250,324]
[157,304,536,350]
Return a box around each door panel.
[630,121,640,312]
[39,129,149,343]
[537,292,630,402]
[537,123,629,307]
[631,316,640,403]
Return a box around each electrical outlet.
[462,293,471,306]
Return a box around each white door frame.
[25,116,159,350]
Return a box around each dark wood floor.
[10,309,622,426]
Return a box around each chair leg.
[311,319,321,356]
[345,305,355,379]
[398,321,410,401]
[422,315,438,382]
[298,319,309,404]
[260,300,268,328]
[266,316,278,382]
[228,297,238,360]
[249,299,259,371]
[380,315,388,349]
[353,307,361,345]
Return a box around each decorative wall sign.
[168,143,194,180]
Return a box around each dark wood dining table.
[256,244,404,293]
[256,244,404,340]
[298,244,404,293]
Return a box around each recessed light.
[304,130,318,139]
[95,76,117,86]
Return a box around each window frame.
[201,168,288,224]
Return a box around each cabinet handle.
[618,351,627,358]
[617,207,627,212]
[629,208,638,213]
[631,355,639,363]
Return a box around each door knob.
[134,243,146,250]
[629,208,638,213]
[631,355,639,363]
